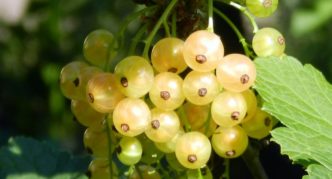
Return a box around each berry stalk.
[142,0,178,59]
[213,8,254,57]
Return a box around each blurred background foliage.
[0,0,331,156]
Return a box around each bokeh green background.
[0,0,331,158]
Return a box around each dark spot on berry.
[86,147,93,154]
[121,124,130,132]
[198,88,207,97]
[151,120,160,129]
[160,91,170,100]
[120,77,128,87]
[225,150,235,157]
[88,93,94,103]
[116,146,122,154]
[168,67,178,73]
[187,154,197,163]
[244,112,248,118]
[85,170,92,178]
[264,117,271,127]
[263,0,272,8]
[195,55,207,64]
[73,78,80,87]
[231,111,240,120]
[240,74,250,84]
[277,36,285,45]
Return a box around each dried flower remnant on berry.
[198,88,207,97]
[120,77,128,87]
[160,91,171,100]
[196,55,207,64]
[226,150,236,157]
[121,124,130,132]
[187,154,197,163]
[151,120,160,129]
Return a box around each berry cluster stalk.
[142,0,178,59]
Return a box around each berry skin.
[182,71,220,105]
[246,0,278,18]
[211,91,247,127]
[151,37,187,74]
[86,72,125,113]
[175,131,211,169]
[216,53,256,92]
[183,30,224,72]
[59,61,88,100]
[145,108,180,143]
[212,126,248,158]
[114,56,154,98]
[83,29,116,68]
[116,137,143,165]
[242,108,273,139]
[149,72,185,111]
[252,27,285,57]
[112,98,151,137]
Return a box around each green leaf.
[0,137,90,179]
[254,56,332,178]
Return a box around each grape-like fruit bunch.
[59,1,284,177]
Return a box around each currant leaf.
[254,56,332,178]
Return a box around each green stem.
[241,143,269,179]
[221,159,230,179]
[143,0,178,59]
[105,114,114,179]
[129,23,148,55]
[229,1,259,33]
[207,0,214,32]
[214,0,258,33]
[213,8,254,57]
[117,6,157,49]
[198,168,204,179]
[105,6,156,71]
[176,106,192,132]
[126,165,136,178]
[163,20,171,37]
[171,12,177,37]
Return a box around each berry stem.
[207,0,214,32]
[163,20,171,37]
[105,6,156,71]
[241,143,269,179]
[126,165,136,177]
[117,6,157,49]
[176,106,192,132]
[129,23,148,55]
[171,12,177,37]
[198,168,204,179]
[142,0,178,60]
[213,8,254,57]
[229,1,259,33]
[221,159,230,179]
